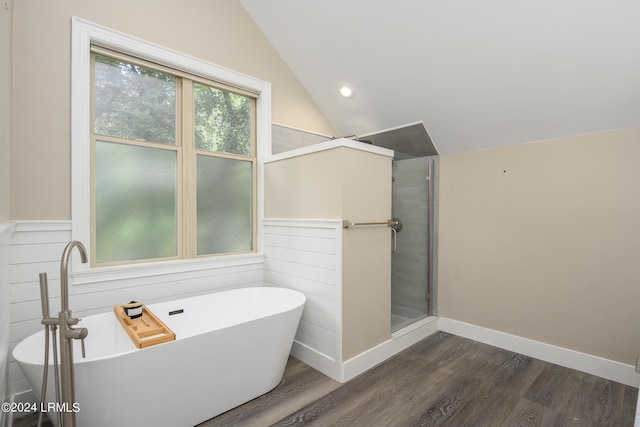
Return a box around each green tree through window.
[95,55,176,145]
[194,82,252,156]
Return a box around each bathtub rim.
[12,286,306,366]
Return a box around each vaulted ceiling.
[240,0,640,154]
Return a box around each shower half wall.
[263,138,394,382]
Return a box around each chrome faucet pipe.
[60,241,87,313]
[58,240,88,427]
[38,272,63,426]
[38,273,54,427]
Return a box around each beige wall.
[342,227,391,360]
[1,0,12,223]
[438,127,640,365]
[341,148,392,360]
[265,148,344,219]
[11,0,335,220]
[265,145,392,360]
[265,146,392,219]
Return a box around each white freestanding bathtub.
[13,287,306,427]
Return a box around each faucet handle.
[75,327,88,358]
[80,336,86,358]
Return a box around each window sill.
[72,252,265,286]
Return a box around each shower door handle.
[391,228,397,253]
[389,217,402,253]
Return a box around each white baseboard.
[290,341,339,381]
[294,317,639,388]
[291,317,440,383]
[439,317,640,387]
[341,317,439,382]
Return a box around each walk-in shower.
[271,122,438,333]
[363,123,438,332]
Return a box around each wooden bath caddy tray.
[114,304,176,348]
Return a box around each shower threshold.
[391,315,436,337]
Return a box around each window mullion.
[181,79,196,259]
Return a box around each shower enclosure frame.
[389,154,439,332]
[427,156,439,318]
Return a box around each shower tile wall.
[392,157,429,326]
[271,124,330,154]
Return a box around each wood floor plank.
[498,397,562,427]
[413,345,517,426]
[620,385,640,427]
[442,354,547,426]
[197,357,340,427]
[524,362,635,426]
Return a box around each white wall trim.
[263,218,342,229]
[12,220,70,233]
[291,316,440,383]
[0,222,16,235]
[439,317,640,387]
[290,341,339,381]
[341,317,439,382]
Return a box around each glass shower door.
[390,155,436,331]
[357,122,438,332]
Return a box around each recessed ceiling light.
[339,84,352,98]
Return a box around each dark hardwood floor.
[14,332,638,426]
[200,332,638,427]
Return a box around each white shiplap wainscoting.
[263,218,440,383]
[8,220,265,402]
[0,222,15,427]
[263,219,343,380]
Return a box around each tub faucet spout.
[59,240,88,427]
[60,241,87,313]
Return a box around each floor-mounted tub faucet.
[58,241,88,427]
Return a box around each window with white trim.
[71,17,270,278]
